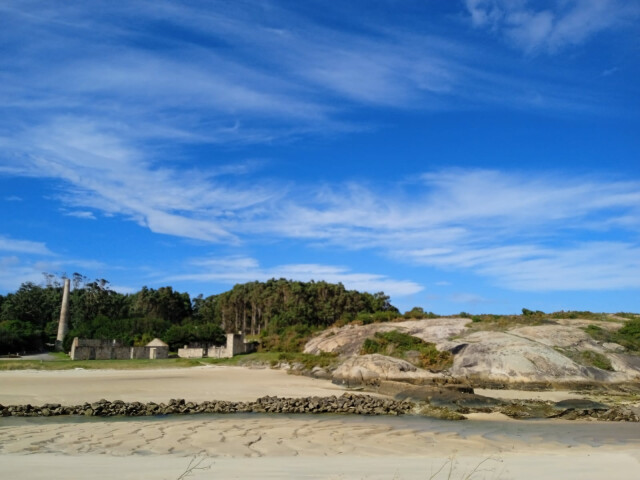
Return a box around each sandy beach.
[1,366,640,479]
[0,365,349,404]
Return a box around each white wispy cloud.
[0,256,45,290]
[252,169,640,291]
[450,293,491,305]
[0,0,617,157]
[5,119,279,242]
[4,113,640,294]
[63,210,96,220]
[0,250,120,293]
[465,0,640,53]
[0,1,637,298]
[169,256,423,297]
[0,235,52,256]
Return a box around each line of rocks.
[0,393,414,418]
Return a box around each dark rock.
[553,399,610,411]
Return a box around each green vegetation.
[560,347,614,371]
[403,307,440,319]
[0,352,291,371]
[584,319,640,353]
[360,330,452,370]
[464,312,556,331]
[274,352,339,370]
[580,351,614,371]
[548,310,611,321]
[0,274,396,355]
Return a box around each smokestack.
[55,278,71,351]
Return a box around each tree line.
[0,274,398,354]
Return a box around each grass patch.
[464,313,556,331]
[584,318,640,353]
[274,352,339,370]
[0,352,287,371]
[579,351,614,371]
[0,357,203,371]
[360,330,452,371]
[558,347,614,371]
[549,310,612,321]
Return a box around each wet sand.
[2,414,640,479]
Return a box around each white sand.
[0,365,348,404]
[1,366,640,479]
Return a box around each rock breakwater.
[0,393,413,418]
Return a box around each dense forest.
[0,274,398,355]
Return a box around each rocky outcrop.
[304,318,469,356]
[451,331,597,382]
[500,400,639,422]
[331,354,447,387]
[450,330,640,383]
[305,317,640,387]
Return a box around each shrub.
[583,318,640,353]
[579,351,613,371]
[360,330,452,370]
[276,351,338,370]
[403,307,440,319]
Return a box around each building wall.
[177,347,205,358]
[226,333,242,357]
[207,346,228,358]
[71,346,94,360]
[152,347,169,359]
[70,337,169,360]
[177,334,256,359]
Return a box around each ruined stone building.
[70,337,169,360]
[177,333,257,359]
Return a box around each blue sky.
[1,0,639,314]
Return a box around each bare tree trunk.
[242,304,247,335]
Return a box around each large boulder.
[332,354,444,387]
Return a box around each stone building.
[70,338,169,360]
[177,333,257,359]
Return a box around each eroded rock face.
[304,318,469,356]
[451,331,594,382]
[331,354,445,387]
[509,325,593,348]
[449,331,640,383]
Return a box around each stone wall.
[226,333,258,357]
[177,333,257,359]
[70,338,168,360]
[177,347,206,359]
[207,346,228,359]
